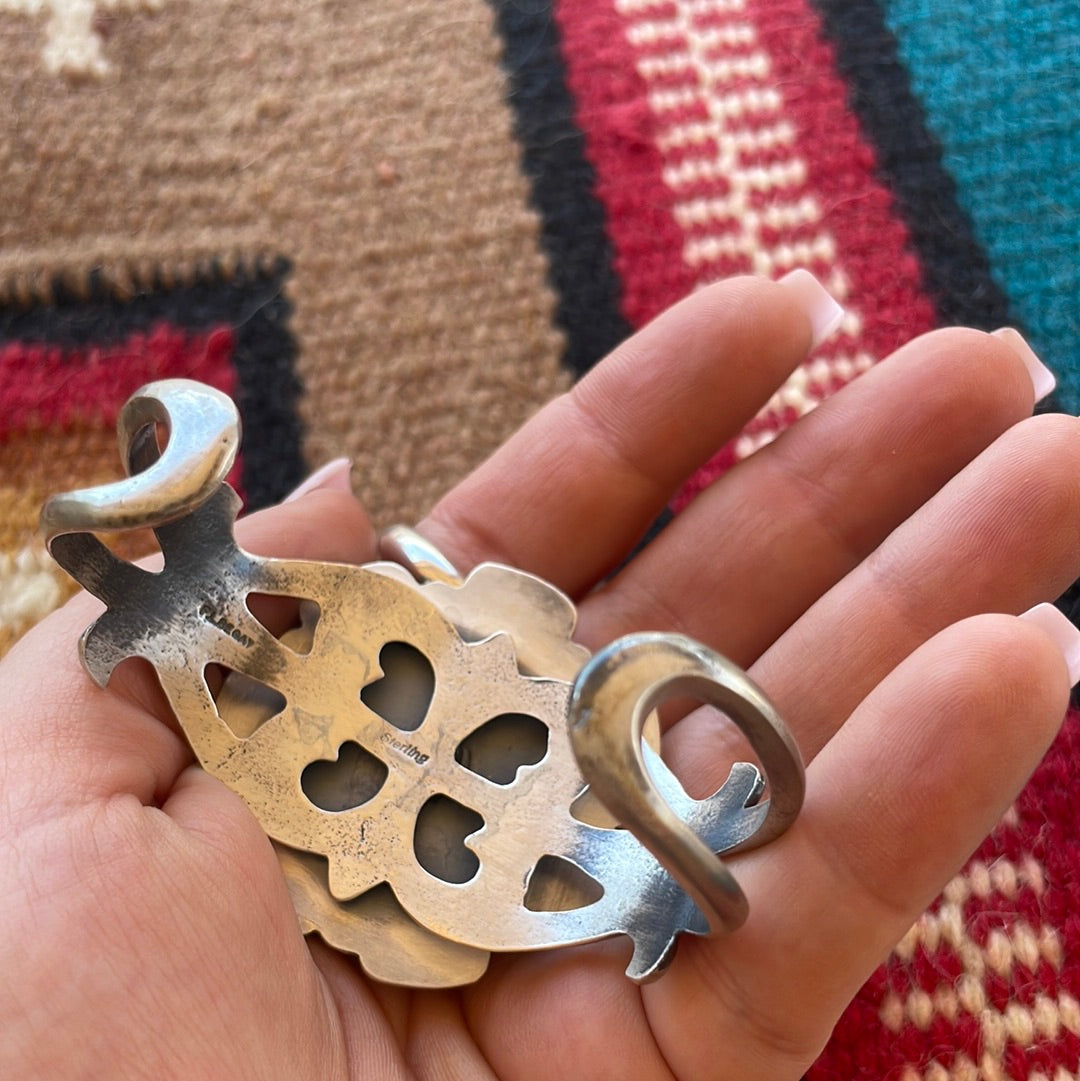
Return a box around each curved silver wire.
[568,632,805,935]
[40,379,239,544]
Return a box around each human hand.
[3,274,1079,1080]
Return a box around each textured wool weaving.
[2,1,1079,1077]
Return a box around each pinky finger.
[644,606,1080,1081]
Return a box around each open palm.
[4,275,1078,1081]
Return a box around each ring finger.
[577,326,1048,664]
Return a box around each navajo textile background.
[1,2,1078,1077]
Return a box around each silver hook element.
[569,633,805,934]
[40,379,239,544]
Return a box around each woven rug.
[2,1,1078,1077]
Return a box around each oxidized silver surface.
[42,379,805,986]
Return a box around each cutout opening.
[360,641,435,732]
[301,741,389,812]
[524,855,604,912]
[650,705,765,803]
[455,713,549,785]
[244,593,321,655]
[568,786,624,829]
[126,420,167,474]
[413,795,483,884]
[206,663,287,738]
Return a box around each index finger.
[420,272,842,596]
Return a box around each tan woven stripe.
[0,427,159,655]
[0,0,570,529]
[0,539,70,655]
[0,427,120,547]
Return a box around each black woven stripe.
[0,259,304,510]
[809,0,1014,332]
[488,0,631,378]
[814,0,1074,637]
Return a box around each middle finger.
[662,410,1080,798]
[755,410,1080,762]
[578,327,1044,663]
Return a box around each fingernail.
[283,458,353,503]
[778,269,845,348]
[1019,603,1080,685]
[992,327,1056,402]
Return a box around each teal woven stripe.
[883,0,1080,410]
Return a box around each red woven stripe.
[554,0,696,328]
[0,323,235,439]
[0,322,243,498]
[746,0,936,358]
[551,5,1079,1078]
[556,0,939,513]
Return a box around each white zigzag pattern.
[881,859,1080,1081]
[898,1059,1080,1081]
[614,0,867,447]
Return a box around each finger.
[644,611,1076,1081]
[420,272,842,595]
[661,411,1080,798]
[242,468,375,563]
[400,992,501,1081]
[578,327,1045,660]
[154,766,348,1079]
[751,411,1080,763]
[307,939,414,1081]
